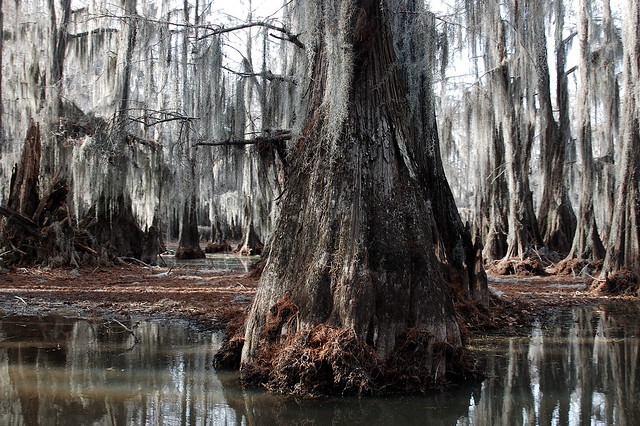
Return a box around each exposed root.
[205,242,232,253]
[591,270,640,296]
[489,257,547,276]
[448,275,532,340]
[237,294,481,396]
[385,328,482,392]
[175,246,206,259]
[249,325,384,395]
[214,312,247,370]
[554,258,602,277]
[263,293,299,340]
[246,256,266,278]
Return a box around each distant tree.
[535,0,576,254]
[567,0,606,262]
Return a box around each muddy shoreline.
[0,264,636,334]
[0,265,258,331]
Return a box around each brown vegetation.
[0,265,257,329]
[591,270,640,295]
[237,298,481,395]
[205,242,232,253]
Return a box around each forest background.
[0,0,638,282]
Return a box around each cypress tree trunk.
[480,126,509,262]
[240,0,467,394]
[8,120,41,218]
[602,0,640,276]
[485,0,541,260]
[567,0,606,262]
[392,2,487,302]
[175,1,204,259]
[535,0,576,254]
[0,0,3,136]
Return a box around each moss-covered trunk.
[602,0,640,276]
[535,0,576,255]
[567,0,606,262]
[239,0,469,395]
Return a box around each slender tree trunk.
[536,0,576,254]
[49,0,71,113]
[602,0,640,275]
[597,0,620,242]
[462,2,509,262]
[240,0,466,394]
[117,0,137,129]
[481,125,509,262]
[567,0,606,262]
[176,0,204,259]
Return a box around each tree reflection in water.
[465,304,640,426]
[0,304,639,425]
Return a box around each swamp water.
[159,253,261,273]
[1,303,639,425]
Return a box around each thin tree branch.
[92,12,304,48]
[195,131,292,147]
[196,22,304,49]
[220,66,296,84]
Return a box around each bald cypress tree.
[239,0,473,394]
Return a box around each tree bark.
[392,2,487,302]
[602,0,640,275]
[8,119,41,218]
[176,190,205,259]
[567,0,606,262]
[175,0,204,259]
[485,1,542,260]
[0,0,3,135]
[240,0,465,394]
[480,125,509,262]
[49,0,71,113]
[535,0,576,254]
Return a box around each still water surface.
[1,303,639,425]
[159,253,260,273]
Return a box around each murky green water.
[1,303,639,425]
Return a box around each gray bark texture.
[602,0,640,276]
[484,0,541,260]
[239,0,471,395]
[567,0,606,262]
[392,1,487,303]
[535,0,576,255]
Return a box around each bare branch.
[126,108,199,127]
[220,66,297,84]
[565,65,578,76]
[91,12,304,48]
[195,131,292,147]
[196,22,304,49]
